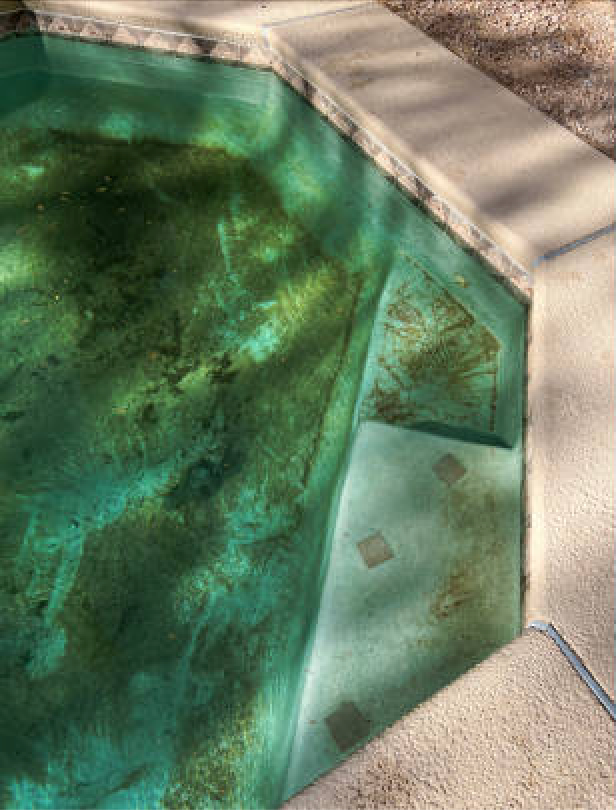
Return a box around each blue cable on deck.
[529,620,615,722]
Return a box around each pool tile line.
[1,8,270,62]
[528,621,616,721]
[1,6,533,303]
[0,6,256,45]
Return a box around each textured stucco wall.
[527,232,615,696]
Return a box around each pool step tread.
[283,420,523,799]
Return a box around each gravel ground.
[379,0,614,159]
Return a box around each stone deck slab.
[8,0,369,38]
[267,3,614,269]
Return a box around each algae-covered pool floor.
[0,128,387,809]
[0,36,525,810]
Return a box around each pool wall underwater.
[0,15,529,810]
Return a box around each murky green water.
[0,35,526,810]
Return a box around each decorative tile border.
[0,8,271,65]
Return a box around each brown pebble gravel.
[379,0,614,159]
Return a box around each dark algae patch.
[0,128,386,808]
[361,264,502,437]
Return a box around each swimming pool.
[0,32,526,810]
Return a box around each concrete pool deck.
[1,1,613,807]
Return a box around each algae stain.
[430,564,476,621]
[362,268,502,435]
[427,472,516,670]
[1,125,388,807]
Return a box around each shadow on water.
[0,21,525,810]
[0,45,397,810]
[0,139,366,806]
[0,13,49,114]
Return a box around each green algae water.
[1,35,526,810]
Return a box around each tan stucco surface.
[267,3,615,269]
[528,232,615,698]
[285,631,615,810]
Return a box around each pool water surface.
[0,35,526,810]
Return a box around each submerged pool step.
[355,251,526,451]
[284,419,523,799]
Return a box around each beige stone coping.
[4,0,371,38]
[284,631,615,809]
[528,231,615,697]
[266,3,614,271]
